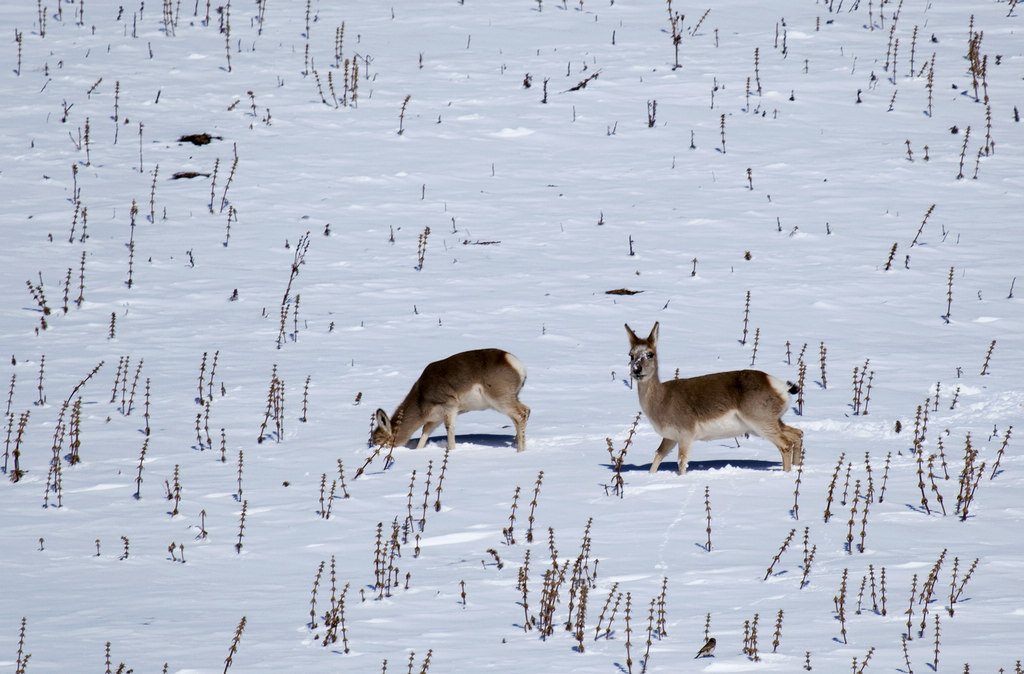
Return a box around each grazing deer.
[372,348,530,452]
[625,322,803,474]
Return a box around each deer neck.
[389,396,424,447]
[635,361,665,410]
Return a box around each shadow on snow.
[606,458,782,474]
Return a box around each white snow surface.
[1,1,1023,672]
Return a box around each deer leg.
[765,428,793,472]
[785,425,804,467]
[775,439,793,472]
[416,420,441,449]
[442,409,458,451]
[758,420,800,471]
[676,439,695,475]
[494,396,530,452]
[509,402,530,452]
[649,437,677,473]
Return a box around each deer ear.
[375,408,391,431]
[648,322,660,345]
[625,323,638,344]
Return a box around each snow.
[1,0,1022,672]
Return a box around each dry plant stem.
[796,360,807,415]
[792,463,803,520]
[916,450,931,514]
[223,616,246,673]
[911,204,936,246]
[26,278,51,331]
[257,365,285,442]
[772,609,784,652]
[979,339,996,375]
[949,387,960,410]
[606,413,639,497]
[222,0,232,73]
[948,557,978,616]
[415,226,431,269]
[989,425,1012,479]
[748,612,760,661]
[14,617,29,674]
[301,375,311,422]
[704,485,712,551]
[740,290,750,344]
[956,126,971,179]
[666,2,683,69]
[209,158,220,213]
[593,582,619,640]
[927,454,946,515]
[879,567,888,615]
[525,470,544,543]
[835,567,849,644]
[654,577,668,638]
[277,232,311,348]
[14,30,22,75]
[624,592,633,674]
[844,487,863,548]
[504,486,520,545]
[858,482,871,551]
[818,342,827,388]
[800,532,816,588]
[955,433,985,519]
[764,528,796,580]
[220,143,239,212]
[125,200,140,289]
[309,560,325,628]
[823,452,846,523]
[405,469,417,530]
[943,266,955,322]
[235,500,247,553]
[149,163,158,220]
[884,242,899,270]
[397,95,411,134]
[517,549,534,630]
[133,438,148,499]
[918,549,946,637]
[902,634,914,673]
[753,47,762,94]
[433,447,450,511]
[640,599,655,671]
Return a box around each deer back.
[650,370,790,428]
[375,349,526,446]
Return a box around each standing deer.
[372,348,530,452]
[625,322,803,474]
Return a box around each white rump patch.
[504,353,528,382]
[767,374,794,400]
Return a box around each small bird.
[694,637,716,659]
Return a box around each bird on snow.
[694,637,716,659]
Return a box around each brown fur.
[373,349,530,452]
[626,322,803,474]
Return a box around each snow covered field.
[1,0,1022,671]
